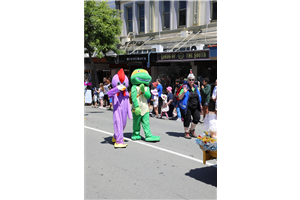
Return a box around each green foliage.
[84,0,124,58]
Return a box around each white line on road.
[84,126,215,166]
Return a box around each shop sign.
[118,54,148,63]
[157,50,209,62]
[92,58,108,63]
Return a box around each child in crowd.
[97,83,105,108]
[93,87,98,108]
[151,87,159,118]
[160,94,169,119]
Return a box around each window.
[127,6,133,34]
[178,1,186,27]
[211,1,217,21]
[162,1,170,29]
[138,3,145,33]
[149,1,154,32]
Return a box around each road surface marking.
[84,126,215,166]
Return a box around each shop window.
[163,1,170,29]
[178,1,186,27]
[138,3,145,33]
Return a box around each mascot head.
[130,69,151,86]
[112,68,129,96]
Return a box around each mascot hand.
[139,84,145,93]
[134,107,141,115]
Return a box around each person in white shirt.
[212,79,217,115]
[151,82,159,118]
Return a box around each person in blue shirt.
[156,79,163,115]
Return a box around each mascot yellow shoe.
[114,143,128,148]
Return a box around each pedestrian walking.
[177,70,202,139]
[103,77,109,107]
[174,84,182,122]
[93,87,98,108]
[85,83,92,105]
[151,87,159,118]
[156,79,163,114]
[200,78,211,120]
[151,82,159,118]
[97,83,105,108]
[108,84,113,110]
[166,86,174,119]
[160,94,169,119]
[212,79,217,116]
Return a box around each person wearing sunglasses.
[177,70,202,139]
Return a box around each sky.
[96,0,116,8]
[108,0,115,9]
[108,0,116,8]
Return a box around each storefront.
[84,57,112,87]
[116,54,152,88]
[151,49,217,111]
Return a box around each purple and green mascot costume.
[107,68,132,148]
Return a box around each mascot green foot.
[131,132,142,140]
[145,135,161,142]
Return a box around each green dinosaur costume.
[130,69,160,142]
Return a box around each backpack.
[175,84,186,101]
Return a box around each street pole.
[147,52,152,68]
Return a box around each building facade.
[85,0,217,110]
[115,0,217,111]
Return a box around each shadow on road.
[100,137,114,145]
[87,111,104,114]
[185,166,217,187]
[100,134,132,145]
[165,132,184,138]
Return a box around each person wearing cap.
[166,86,174,119]
[177,70,202,139]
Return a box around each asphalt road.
[84,105,217,200]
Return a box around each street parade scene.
[84,0,217,199]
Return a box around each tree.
[84,0,123,86]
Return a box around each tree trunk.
[88,51,99,88]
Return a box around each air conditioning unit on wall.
[180,31,189,38]
[151,45,163,52]
[190,44,204,51]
